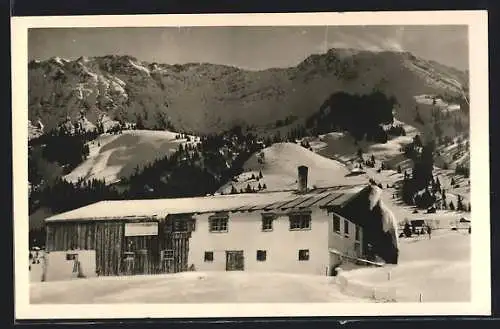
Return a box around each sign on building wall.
[124,222,158,236]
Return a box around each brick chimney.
[297,165,308,193]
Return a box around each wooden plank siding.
[163,215,193,273]
[46,221,98,251]
[45,217,193,277]
[124,231,161,275]
[45,221,124,276]
[161,232,190,273]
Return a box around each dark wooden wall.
[46,221,124,276]
[162,214,193,273]
[161,232,190,273]
[124,229,161,275]
[335,188,374,252]
[45,216,194,277]
[95,222,123,276]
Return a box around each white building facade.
[188,206,363,276]
[42,166,371,280]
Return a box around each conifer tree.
[357,148,363,159]
[449,201,455,210]
[457,195,465,211]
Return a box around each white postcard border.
[12,11,490,319]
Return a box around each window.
[355,225,360,241]
[262,213,277,231]
[66,253,78,261]
[204,251,214,262]
[256,250,267,261]
[209,215,228,232]
[289,213,311,230]
[261,215,274,231]
[344,220,350,236]
[172,217,196,232]
[298,249,310,261]
[162,249,174,260]
[173,219,188,232]
[262,218,273,231]
[333,214,341,233]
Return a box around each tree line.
[397,134,470,211]
[30,125,267,217]
[28,128,99,179]
[305,90,397,142]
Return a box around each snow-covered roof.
[45,184,368,222]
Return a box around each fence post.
[387,271,391,281]
[419,293,423,302]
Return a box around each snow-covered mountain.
[63,129,197,185]
[28,49,468,135]
[217,142,362,194]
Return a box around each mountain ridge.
[28,48,469,136]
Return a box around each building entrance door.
[354,242,362,258]
[226,250,244,271]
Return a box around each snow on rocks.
[128,59,151,76]
[28,120,44,140]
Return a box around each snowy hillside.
[63,130,197,185]
[414,94,462,112]
[434,135,470,170]
[28,49,468,134]
[310,120,419,166]
[217,142,365,193]
[337,229,470,302]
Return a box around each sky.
[28,25,469,71]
